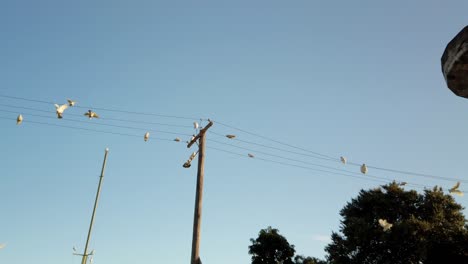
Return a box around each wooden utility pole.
[187,120,213,264]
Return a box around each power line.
[0,103,194,129]
[2,94,465,187]
[211,121,465,185]
[0,94,200,120]
[210,130,336,162]
[208,138,468,184]
[0,116,178,142]
[207,146,430,190]
[0,108,192,137]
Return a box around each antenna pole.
[81,148,109,264]
[187,121,213,264]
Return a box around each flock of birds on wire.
[2,96,467,255]
[11,98,465,199]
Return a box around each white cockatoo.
[449,181,463,196]
[55,104,69,119]
[378,219,393,231]
[174,137,181,142]
[193,122,199,130]
[226,134,236,139]
[67,99,76,106]
[360,164,368,174]
[248,153,255,158]
[17,114,23,125]
[340,156,347,164]
[144,132,150,142]
[84,110,99,119]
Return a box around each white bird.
[194,122,199,130]
[449,181,463,196]
[67,99,76,106]
[360,164,368,174]
[55,104,69,119]
[174,137,181,142]
[17,114,23,125]
[378,219,393,232]
[84,110,99,119]
[144,132,150,142]
[226,134,236,139]
[340,156,347,164]
[248,153,255,158]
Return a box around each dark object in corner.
[441,26,468,98]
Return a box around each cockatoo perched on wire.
[67,99,76,106]
[144,132,150,142]
[248,153,255,158]
[174,137,181,142]
[84,110,99,119]
[226,134,236,139]
[360,164,368,174]
[16,114,23,125]
[449,181,463,196]
[378,219,393,231]
[340,156,346,164]
[55,104,69,119]
[194,122,199,130]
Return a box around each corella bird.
[360,164,368,174]
[449,181,463,196]
[378,219,393,232]
[340,156,347,164]
[67,99,76,106]
[248,153,255,158]
[174,137,181,142]
[193,122,199,130]
[144,132,150,142]
[84,110,99,119]
[16,114,23,125]
[55,103,69,119]
[226,134,236,139]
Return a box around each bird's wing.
[453,181,461,190]
[54,104,59,109]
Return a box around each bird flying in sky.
[67,99,76,106]
[449,181,463,196]
[16,114,23,125]
[55,104,69,119]
[84,110,99,119]
[340,156,346,164]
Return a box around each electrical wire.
[207,146,429,190]
[0,116,178,142]
[210,121,466,185]
[0,103,193,129]
[0,94,200,120]
[2,94,465,188]
[0,108,192,137]
[208,138,468,184]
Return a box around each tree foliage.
[249,226,296,264]
[325,182,468,264]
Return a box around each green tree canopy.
[249,226,296,264]
[325,182,468,264]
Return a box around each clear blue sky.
[1,1,468,263]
